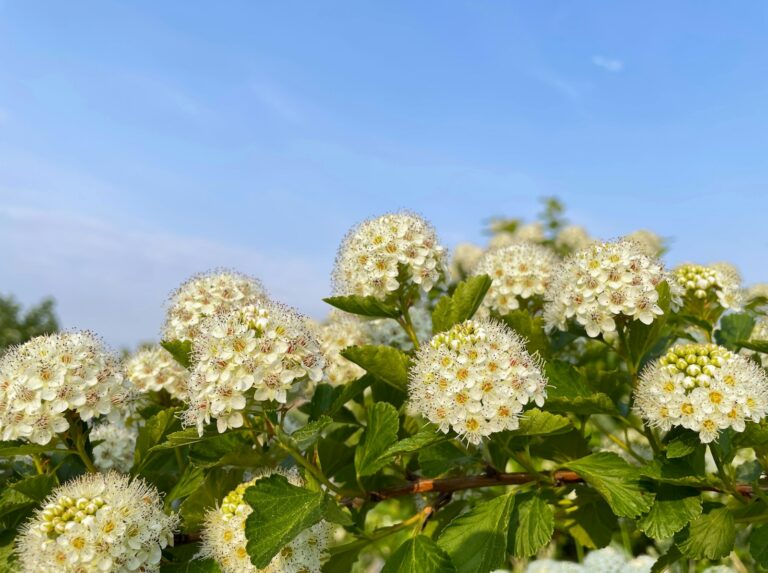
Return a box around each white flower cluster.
[524,549,655,573]
[201,468,333,573]
[543,240,670,338]
[489,223,545,249]
[184,302,325,434]
[473,242,559,315]
[450,243,484,279]
[163,270,267,341]
[16,472,178,573]
[333,212,447,299]
[673,263,743,311]
[635,343,768,443]
[0,332,131,445]
[409,319,547,444]
[364,305,433,351]
[125,346,189,400]
[625,230,666,257]
[318,313,367,386]
[554,225,592,252]
[91,421,137,473]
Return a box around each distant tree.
[0,295,59,351]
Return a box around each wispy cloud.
[250,81,303,124]
[0,205,328,348]
[592,56,624,73]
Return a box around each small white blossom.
[184,302,325,435]
[91,420,137,473]
[554,225,592,252]
[673,263,743,311]
[16,472,178,573]
[0,332,131,445]
[125,346,189,400]
[318,313,367,386]
[583,547,627,573]
[450,243,484,279]
[544,239,673,338]
[163,270,267,341]
[634,343,768,443]
[333,212,447,299]
[409,319,548,445]
[473,242,559,315]
[200,468,333,573]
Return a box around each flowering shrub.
[0,199,767,572]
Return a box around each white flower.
[583,547,627,573]
[524,561,585,573]
[0,332,131,445]
[554,225,592,252]
[91,420,137,473]
[163,270,267,341]
[673,263,744,311]
[333,212,447,299]
[543,239,673,338]
[201,468,333,573]
[184,302,325,435]
[125,346,189,400]
[620,556,656,573]
[634,343,768,443]
[450,243,484,279]
[408,319,548,445]
[364,305,433,351]
[473,242,559,315]
[317,313,367,386]
[16,472,178,573]
[625,230,666,257]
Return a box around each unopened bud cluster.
[673,263,743,310]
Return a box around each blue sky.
[1,1,767,348]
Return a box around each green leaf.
[179,468,244,532]
[355,402,399,477]
[498,310,550,358]
[375,428,446,465]
[132,407,182,473]
[562,489,617,549]
[160,340,192,368]
[438,493,515,573]
[514,409,571,436]
[341,345,410,391]
[566,452,655,518]
[750,524,768,568]
[507,492,554,558]
[432,275,492,333]
[323,295,400,319]
[244,475,328,568]
[715,312,755,351]
[636,485,702,540]
[739,339,768,354]
[664,428,701,459]
[0,441,66,457]
[544,361,618,416]
[382,535,457,573]
[650,546,682,573]
[675,507,735,560]
[160,558,221,572]
[165,465,206,509]
[291,416,335,450]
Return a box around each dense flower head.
[625,229,666,257]
[554,225,592,252]
[450,243,484,279]
[91,420,137,473]
[201,468,333,573]
[635,343,768,442]
[409,319,547,444]
[473,242,559,315]
[0,332,131,445]
[333,212,447,299]
[364,305,432,351]
[125,346,189,400]
[543,239,670,338]
[163,270,267,341]
[672,263,743,311]
[184,302,325,434]
[318,313,367,386]
[16,472,178,573]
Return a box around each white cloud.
[0,206,330,348]
[592,56,624,73]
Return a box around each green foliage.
[715,312,755,350]
[160,339,193,368]
[0,294,58,351]
[323,295,400,319]
[507,493,554,557]
[432,275,492,333]
[355,402,399,477]
[675,506,735,560]
[382,536,456,573]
